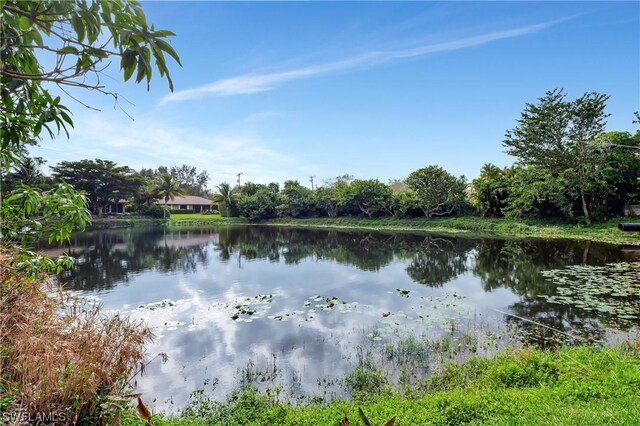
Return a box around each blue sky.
[34,1,640,187]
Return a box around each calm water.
[43,225,638,411]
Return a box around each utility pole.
[236,172,243,187]
[309,175,316,190]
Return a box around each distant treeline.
[3,90,639,223]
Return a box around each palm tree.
[153,173,185,218]
[134,179,159,206]
[213,182,235,216]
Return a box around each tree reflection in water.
[41,225,636,342]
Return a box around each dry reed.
[0,247,153,423]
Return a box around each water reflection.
[39,225,638,409]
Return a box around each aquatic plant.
[541,262,640,326]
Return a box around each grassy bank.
[265,216,640,246]
[168,213,247,226]
[91,214,640,245]
[89,216,168,229]
[89,214,246,229]
[123,342,640,425]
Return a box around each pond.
[43,225,640,411]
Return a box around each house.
[156,195,213,213]
[105,199,128,214]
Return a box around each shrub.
[0,248,154,423]
[170,209,196,214]
[236,190,280,222]
[135,203,168,218]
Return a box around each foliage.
[278,180,315,217]
[597,131,640,215]
[134,203,168,218]
[213,182,237,217]
[503,89,611,224]
[347,179,393,217]
[406,165,467,217]
[236,182,281,222]
[503,165,571,219]
[390,190,420,218]
[315,185,345,217]
[169,164,210,197]
[154,173,185,218]
[0,249,154,423]
[0,0,179,421]
[541,262,640,327]
[344,365,390,399]
[132,178,160,207]
[131,343,640,425]
[0,155,49,194]
[471,164,510,217]
[1,0,180,168]
[265,215,640,246]
[1,183,91,274]
[51,159,141,217]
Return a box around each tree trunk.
[580,190,591,225]
[164,199,168,218]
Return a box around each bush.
[135,203,168,218]
[170,209,196,214]
[0,248,153,423]
[236,190,280,222]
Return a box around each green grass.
[265,216,640,245]
[170,213,223,220]
[122,343,640,425]
[168,213,246,225]
[93,214,640,245]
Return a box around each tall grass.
[0,248,153,423]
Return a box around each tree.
[153,173,184,218]
[347,179,392,217]
[213,182,236,217]
[169,164,210,197]
[315,175,355,217]
[0,156,49,195]
[390,190,420,218]
[1,0,180,272]
[503,89,610,224]
[406,166,467,217]
[503,165,572,219]
[50,159,140,217]
[278,180,315,217]
[471,164,510,217]
[597,131,640,216]
[235,182,280,221]
[1,0,181,168]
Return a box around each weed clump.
[0,248,153,423]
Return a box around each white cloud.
[33,112,316,185]
[160,18,568,104]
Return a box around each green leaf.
[18,16,31,31]
[71,14,85,43]
[58,46,79,54]
[155,39,181,66]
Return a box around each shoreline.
[92,215,640,246]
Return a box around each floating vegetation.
[137,299,187,310]
[541,262,640,326]
[370,292,469,340]
[268,295,373,322]
[396,289,411,297]
[213,294,274,321]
